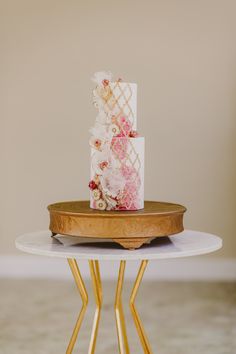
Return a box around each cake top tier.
[92,71,137,130]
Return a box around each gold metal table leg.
[66,259,88,354]
[130,260,153,354]
[66,259,152,354]
[115,261,130,354]
[88,260,102,354]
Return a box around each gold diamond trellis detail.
[111,138,142,210]
[103,82,135,129]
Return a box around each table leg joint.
[130,260,153,354]
[88,260,102,354]
[66,258,88,354]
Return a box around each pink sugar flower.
[111,137,128,160]
[118,116,132,136]
[99,161,109,170]
[120,116,126,123]
[115,132,126,138]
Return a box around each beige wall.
[1,0,236,257]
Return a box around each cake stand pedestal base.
[113,237,154,250]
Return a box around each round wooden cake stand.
[48,200,186,250]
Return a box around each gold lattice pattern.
[111,138,141,209]
[104,82,135,129]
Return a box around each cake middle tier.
[90,136,144,211]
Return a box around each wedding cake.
[89,71,144,211]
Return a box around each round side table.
[15,230,222,354]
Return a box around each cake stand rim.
[47,200,187,217]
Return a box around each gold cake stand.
[48,200,186,250]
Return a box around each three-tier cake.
[89,71,144,211]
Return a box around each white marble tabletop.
[15,230,222,261]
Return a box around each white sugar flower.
[91,146,111,174]
[95,110,113,125]
[100,167,125,198]
[89,122,113,144]
[95,111,108,125]
[93,85,113,104]
[92,189,101,201]
[103,194,117,210]
[91,143,121,175]
[91,71,113,86]
[109,123,120,136]
[96,199,107,210]
[92,90,103,109]
[90,122,107,139]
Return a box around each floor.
[0,280,235,354]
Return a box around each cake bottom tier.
[90,137,145,211]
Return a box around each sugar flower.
[89,122,112,142]
[129,130,139,138]
[91,71,113,86]
[109,123,120,136]
[111,137,128,160]
[92,189,101,201]
[89,122,104,139]
[102,79,109,86]
[95,110,112,125]
[91,145,111,174]
[103,194,117,210]
[92,88,104,109]
[93,174,100,185]
[88,180,97,190]
[89,136,103,150]
[100,167,125,198]
[96,199,107,210]
[118,116,132,136]
[99,161,109,170]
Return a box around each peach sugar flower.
[89,137,102,150]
